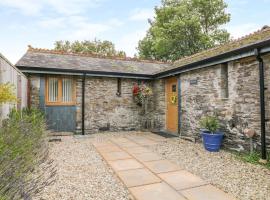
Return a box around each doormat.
[151,131,178,138]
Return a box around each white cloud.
[107,18,124,27]
[38,15,112,41]
[0,0,43,15]
[116,29,148,57]
[38,17,66,29]
[0,0,104,16]
[129,8,154,21]
[225,23,261,39]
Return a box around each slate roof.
[16,26,270,77]
[158,25,270,73]
[16,46,170,75]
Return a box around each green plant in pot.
[199,116,224,152]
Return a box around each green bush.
[0,108,55,200]
[199,116,220,133]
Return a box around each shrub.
[0,108,55,200]
[0,83,17,104]
[199,116,220,133]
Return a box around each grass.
[235,151,270,169]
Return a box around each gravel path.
[34,135,131,200]
[148,138,270,200]
[34,132,270,200]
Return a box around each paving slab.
[131,138,158,146]
[96,145,122,153]
[117,168,161,188]
[158,170,207,190]
[144,160,181,174]
[145,133,167,142]
[180,184,237,200]
[117,141,140,148]
[92,135,237,200]
[101,151,132,161]
[91,141,113,147]
[129,182,186,200]
[132,152,162,162]
[111,138,131,144]
[123,146,151,154]
[108,159,144,171]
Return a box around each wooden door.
[166,77,178,134]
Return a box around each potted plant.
[199,116,224,152]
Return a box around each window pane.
[62,78,73,102]
[48,77,58,102]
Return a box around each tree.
[0,83,16,105]
[54,39,126,57]
[138,0,230,61]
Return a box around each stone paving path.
[91,133,237,200]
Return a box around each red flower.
[133,84,140,95]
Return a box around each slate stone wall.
[29,75,40,109]
[180,54,270,151]
[75,77,166,133]
[27,54,270,152]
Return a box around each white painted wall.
[0,53,28,120]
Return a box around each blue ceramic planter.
[201,131,224,152]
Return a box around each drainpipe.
[81,74,86,135]
[255,49,267,162]
[177,76,182,136]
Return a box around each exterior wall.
[0,54,27,120]
[141,79,166,131]
[76,77,166,133]
[29,75,76,132]
[25,53,270,152]
[29,75,166,133]
[179,54,270,151]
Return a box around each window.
[220,63,229,98]
[46,76,75,105]
[172,84,176,92]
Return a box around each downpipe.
[81,73,86,135]
[255,49,267,162]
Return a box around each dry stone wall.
[180,54,270,151]
[76,77,166,133]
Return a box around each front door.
[166,77,178,134]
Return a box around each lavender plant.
[0,109,56,200]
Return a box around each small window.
[46,76,75,105]
[220,63,229,98]
[172,85,176,92]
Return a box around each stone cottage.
[16,26,270,157]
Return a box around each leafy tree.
[0,83,16,104]
[54,39,126,57]
[138,0,230,61]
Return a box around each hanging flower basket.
[132,83,152,106]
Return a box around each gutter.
[255,49,267,162]
[16,66,154,80]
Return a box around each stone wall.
[28,75,40,109]
[180,54,270,151]
[76,77,166,134]
[140,79,166,131]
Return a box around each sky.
[0,0,270,64]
